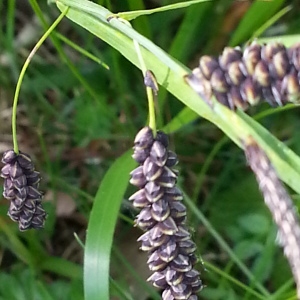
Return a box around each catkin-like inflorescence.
[1,150,47,231]
[129,127,202,300]
[245,141,300,298]
[186,42,300,110]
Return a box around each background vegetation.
[0,0,300,299]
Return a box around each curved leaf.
[115,0,212,21]
[229,0,285,46]
[83,151,136,300]
[55,0,300,196]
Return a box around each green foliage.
[1,1,300,300]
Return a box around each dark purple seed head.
[136,207,156,230]
[3,188,16,201]
[1,150,46,231]
[7,203,20,222]
[132,148,150,164]
[26,171,41,186]
[165,151,178,168]
[148,252,168,272]
[2,150,17,164]
[145,181,164,202]
[27,186,42,200]
[17,152,34,170]
[271,50,289,79]
[19,209,36,231]
[148,226,170,248]
[130,128,201,298]
[171,282,192,299]
[156,131,169,148]
[178,240,197,255]
[211,69,228,93]
[24,199,38,210]
[261,42,286,62]
[159,217,178,235]
[228,86,248,110]
[130,166,147,188]
[157,167,177,188]
[143,157,163,181]
[241,77,260,106]
[243,42,262,75]
[288,43,300,71]
[219,47,242,70]
[148,271,168,289]
[129,189,149,208]
[150,141,167,167]
[15,187,27,200]
[30,204,47,228]
[199,55,219,80]
[158,239,178,262]
[165,267,184,286]
[4,177,13,190]
[184,269,201,284]
[1,164,11,178]
[151,199,170,222]
[171,254,192,273]
[9,162,24,179]
[13,175,27,189]
[254,60,270,87]
[13,196,26,210]
[191,281,203,293]
[134,127,154,150]
[227,61,245,85]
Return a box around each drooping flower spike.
[245,140,300,298]
[0,9,69,231]
[186,42,300,110]
[1,150,47,231]
[129,127,202,300]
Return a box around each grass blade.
[84,150,136,300]
[115,0,213,21]
[229,0,285,46]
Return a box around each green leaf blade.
[84,151,136,300]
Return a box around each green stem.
[12,7,69,154]
[146,83,157,134]
[134,39,157,135]
[109,17,157,134]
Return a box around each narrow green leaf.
[229,0,285,46]
[168,1,213,62]
[114,0,212,21]
[163,107,198,133]
[260,34,300,46]
[83,151,136,300]
[251,5,292,39]
[41,256,82,280]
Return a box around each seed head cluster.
[186,42,300,110]
[245,141,300,298]
[129,127,202,300]
[1,150,47,231]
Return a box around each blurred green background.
[0,0,300,299]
